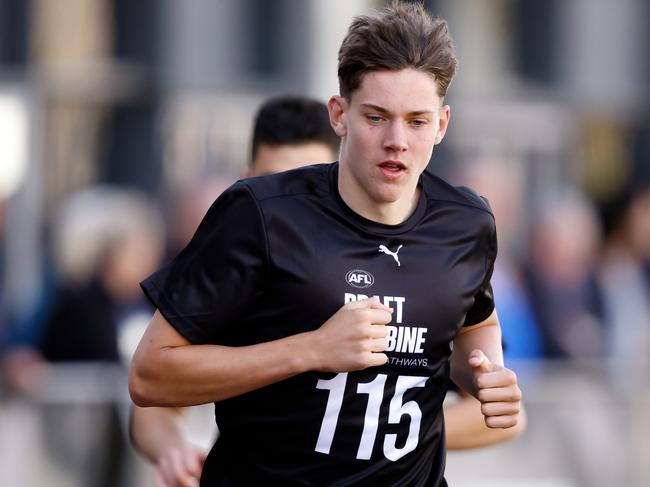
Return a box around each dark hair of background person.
[250,96,340,166]
[599,178,650,238]
[337,1,458,99]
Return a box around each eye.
[366,114,384,123]
[410,119,428,127]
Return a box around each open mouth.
[378,161,406,178]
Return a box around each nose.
[382,122,408,152]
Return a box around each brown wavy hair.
[338,1,458,99]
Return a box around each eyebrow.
[360,103,435,117]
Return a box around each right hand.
[310,298,393,372]
[153,442,208,487]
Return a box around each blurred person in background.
[0,186,165,487]
[0,188,55,394]
[523,187,605,358]
[131,94,524,486]
[43,187,165,363]
[598,180,650,361]
[2,186,165,387]
[450,154,543,360]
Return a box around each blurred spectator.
[451,154,543,360]
[51,186,164,362]
[524,186,606,358]
[598,181,650,361]
[1,185,165,487]
[0,182,50,394]
[2,186,164,392]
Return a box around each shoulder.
[420,169,494,217]
[239,163,332,202]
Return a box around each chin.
[373,189,403,204]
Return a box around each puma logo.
[378,244,403,267]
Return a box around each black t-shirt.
[141,162,497,487]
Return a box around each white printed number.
[315,373,428,461]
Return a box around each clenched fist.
[309,298,393,372]
[469,349,522,428]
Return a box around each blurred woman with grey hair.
[2,185,164,392]
[42,185,165,363]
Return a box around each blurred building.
[1,1,649,485]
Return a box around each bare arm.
[450,310,522,429]
[129,299,392,407]
[130,406,207,487]
[450,310,504,397]
[444,392,526,450]
[130,405,190,463]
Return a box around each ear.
[434,105,451,145]
[328,95,348,137]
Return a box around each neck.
[337,163,421,225]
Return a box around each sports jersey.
[141,162,497,486]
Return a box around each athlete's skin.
[130,74,522,485]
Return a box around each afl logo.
[345,269,374,288]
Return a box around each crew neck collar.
[328,162,427,235]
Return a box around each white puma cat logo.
[378,244,403,267]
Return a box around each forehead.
[351,68,442,112]
[252,142,337,176]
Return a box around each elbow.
[128,362,160,407]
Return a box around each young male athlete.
[130,4,522,486]
[130,96,524,487]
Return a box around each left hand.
[153,442,207,487]
[469,349,522,428]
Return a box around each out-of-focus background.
[0,0,649,486]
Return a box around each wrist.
[289,330,322,373]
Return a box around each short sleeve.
[140,182,268,343]
[462,199,498,327]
